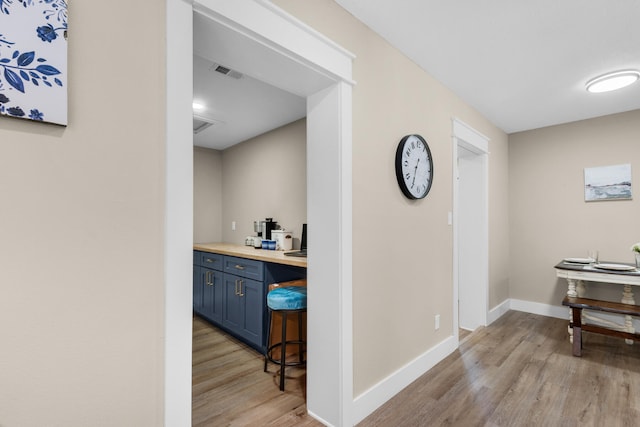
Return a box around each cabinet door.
[193,265,204,313]
[239,277,264,347]
[222,274,245,334]
[222,274,264,349]
[202,268,223,323]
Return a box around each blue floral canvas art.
[0,0,67,125]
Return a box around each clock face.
[395,134,433,199]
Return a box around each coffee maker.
[260,217,277,240]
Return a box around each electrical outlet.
[435,314,440,330]
[231,221,236,231]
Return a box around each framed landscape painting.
[0,0,68,125]
[584,164,632,202]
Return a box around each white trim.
[452,118,490,336]
[339,82,354,426]
[254,0,356,61]
[306,82,354,426]
[165,1,194,425]
[452,117,490,154]
[352,336,458,425]
[510,299,568,319]
[488,299,511,324]
[452,138,459,341]
[509,298,640,330]
[194,0,355,87]
[167,1,354,425]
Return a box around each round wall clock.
[395,134,434,199]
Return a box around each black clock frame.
[394,134,434,200]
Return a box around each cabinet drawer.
[223,256,264,282]
[198,252,224,271]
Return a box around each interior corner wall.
[220,119,307,246]
[489,132,511,309]
[0,1,166,425]
[272,0,510,401]
[509,109,640,307]
[194,146,223,243]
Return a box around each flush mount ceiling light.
[586,70,640,93]
[192,101,205,111]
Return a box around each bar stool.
[264,284,307,391]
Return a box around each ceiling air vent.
[193,115,223,135]
[209,62,243,80]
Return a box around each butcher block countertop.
[193,242,307,268]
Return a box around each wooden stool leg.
[279,311,288,391]
[572,307,582,357]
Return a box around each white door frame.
[166,1,354,426]
[451,117,489,341]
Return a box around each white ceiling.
[192,53,306,150]
[192,11,308,150]
[335,0,640,133]
[193,1,640,150]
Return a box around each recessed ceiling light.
[586,70,640,93]
[192,101,205,111]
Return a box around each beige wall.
[509,110,640,306]
[0,1,165,425]
[273,0,510,397]
[220,119,307,246]
[490,132,511,308]
[194,147,222,243]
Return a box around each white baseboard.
[509,298,567,319]
[488,299,511,324]
[352,335,457,425]
[351,299,567,425]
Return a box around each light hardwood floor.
[459,328,472,342]
[359,310,640,426]
[194,311,640,426]
[192,316,321,426]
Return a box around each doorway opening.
[452,118,489,339]
[166,1,354,425]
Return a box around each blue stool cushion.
[267,286,307,311]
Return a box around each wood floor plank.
[192,316,321,427]
[358,310,640,427]
[194,311,640,426]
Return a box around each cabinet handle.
[238,280,244,297]
[234,264,245,270]
[234,279,239,296]
[205,258,217,264]
[206,271,214,286]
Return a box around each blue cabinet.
[193,249,305,353]
[199,252,223,270]
[193,265,203,313]
[202,268,223,324]
[193,252,223,324]
[221,273,263,347]
[223,256,264,282]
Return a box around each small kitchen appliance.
[271,230,293,251]
[260,218,277,240]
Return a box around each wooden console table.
[555,260,640,344]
